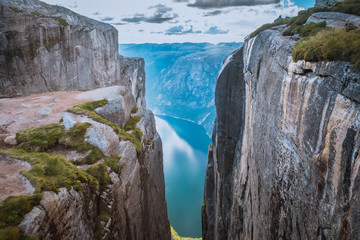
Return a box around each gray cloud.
[92,11,101,15]
[203,10,223,16]
[165,25,202,35]
[188,0,279,9]
[112,22,126,25]
[121,4,178,24]
[204,26,229,34]
[148,4,172,14]
[101,17,114,21]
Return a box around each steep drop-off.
[0,0,170,239]
[203,1,360,239]
[119,43,241,136]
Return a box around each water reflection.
[155,115,211,238]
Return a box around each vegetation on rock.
[31,12,69,26]
[250,0,360,71]
[16,123,103,165]
[251,0,360,39]
[292,28,360,71]
[170,226,202,240]
[68,100,143,153]
[2,148,99,193]
[9,7,23,13]
[0,195,41,240]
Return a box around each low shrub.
[292,28,360,71]
[251,0,360,39]
[2,149,99,193]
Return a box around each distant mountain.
[119,42,242,136]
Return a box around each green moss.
[331,0,360,16]
[250,18,291,38]
[94,206,111,239]
[0,227,20,240]
[201,203,208,232]
[9,7,23,13]
[1,148,99,193]
[104,156,120,173]
[16,124,65,152]
[86,163,111,186]
[283,21,330,37]
[0,195,41,229]
[124,116,141,131]
[170,226,202,240]
[31,12,69,27]
[147,138,153,146]
[52,16,69,26]
[292,28,360,71]
[0,195,42,240]
[31,12,46,18]
[251,0,360,39]
[16,123,104,165]
[131,107,138,114]
[68,100,143,153]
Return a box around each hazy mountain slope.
[119,43,242,136]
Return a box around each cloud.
[112,22,126,25]
[101,17,114,21]
[188,0,280,9]
[92,11,101,15]
[121,4,178,24]
[203,10,223,16]
[148,4,172,14]
[205,26,229,34]
[165,25,202,35]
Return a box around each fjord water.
[155,115,211,238]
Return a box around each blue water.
[155,115,211,238]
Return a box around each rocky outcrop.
[119,43,241,137]
[0,0,144,99]
[203,13,360,240]
[315,0,342,7]
[0,0,170,239]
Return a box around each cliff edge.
[203,0,360,239]
[0,0,170,239]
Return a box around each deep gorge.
[0,0,360,239]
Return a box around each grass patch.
[250,18,291,38]
[171,226,202,240]
[0,195,41,229]
[2,148,99,193]
[131,107,138,114]
[124,116,141,131]
[332,0,360,16]
[283,21,330,37]
[9,7,23,13]
[31,12,69,26]
[147,138,153,146]
[250,0,360,38]
[201,203,208,232]
[86,163,111,186]
[292,28,360,71]
[68,100,143,153]
[16,123,103,165]
[94,205,111,239]
[104,156,120,173]
[16,124,65,152]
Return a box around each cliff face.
[0,0,142,97]
[315,0,342,7]
[0,0,170,239]
[203,12,360,240]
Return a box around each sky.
[41,0,315,43]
